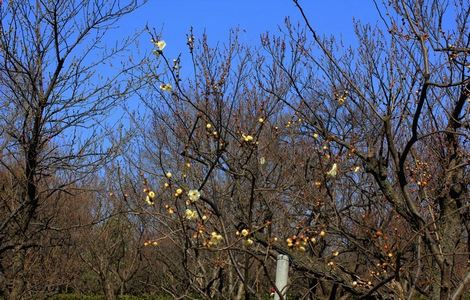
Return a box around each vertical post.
[274,254,289,300]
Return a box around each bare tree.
[78,197,145,300]
[0,0,147,298]
[133,0,469,299]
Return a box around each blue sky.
[100,1,380,129]
[81,0,383,155]
[113,1,379,59]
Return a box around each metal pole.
[274,254,289,300]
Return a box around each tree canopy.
[0,0,468,299]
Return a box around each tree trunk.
[103,278,116,300]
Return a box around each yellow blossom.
[206,123,212,129]
[335,90,348,105]
[211,231,219,237]
[185,209,197,220]
[209,231,223,246]
[242,134,254,142]
[259,157,266,165]
[148,191,155,198]
[244,238,254,246]
[287,237,293,247]
[165,172,172,178]
[145,195,154,205]
[241,229,249,237]
[258,117,264,123]
[326,163,338,177]
[188,189,201,202]
[165,204,175,215]
[154,40,166,51]
[160,83,173,92]
[175,188,183,197]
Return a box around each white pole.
[274,254,289,300]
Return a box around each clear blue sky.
[114,1,379,59]
[101,1,379,128]
[89,0,382,148]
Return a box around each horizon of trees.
[0,0,468,299]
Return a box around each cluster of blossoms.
[370,261,390,276]
[164,204,175,214]
[286,230,326,252]
[334,90,348,105]
[185,209,197,220]
[325,251,341,268]
[235,228,254,246]
[236,228,250,237]
[241,133,254,143]
[150,39,174,93]
[286,235,309,252]
[158,188,201,220]
[351,279,373,288]
[407,159,432,187]
[204,123,219,138]
[206,231,223,247]
[325,161,361,179]
[191,223,206,239]
[143,240,159,247]
[160,83,173,92]
[284,117,303,129]
[144,188,155,205]
[174,188,183,197]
